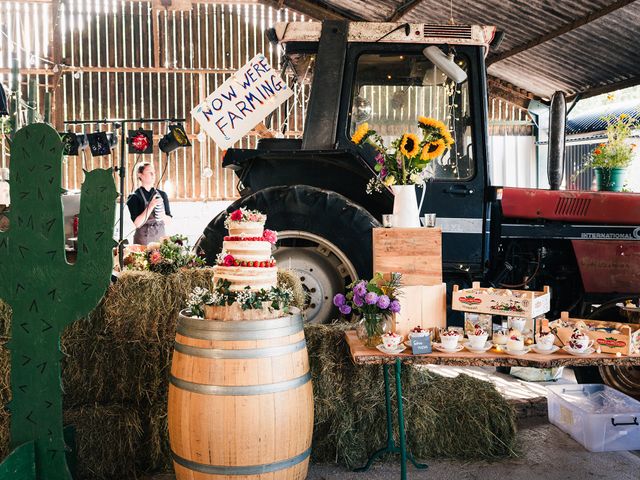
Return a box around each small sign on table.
[410,335,432,354]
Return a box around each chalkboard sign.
[411,335,432,354]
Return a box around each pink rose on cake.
[223,254,235,266]
[263,229,278,244]
[230,209,243,221]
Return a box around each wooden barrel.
[168,310,314,480]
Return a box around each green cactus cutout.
[0,123,117,479]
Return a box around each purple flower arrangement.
[333,272,402,319]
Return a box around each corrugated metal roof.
[298,0,640,101]
[566,100,640,134]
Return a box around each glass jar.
[356,313,390,348]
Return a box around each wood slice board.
[344,331,640,368]
[372,227,442,286]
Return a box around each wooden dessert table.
[344,330,640,480]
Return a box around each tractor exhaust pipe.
[547,91,566,190]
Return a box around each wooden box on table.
[373,227,445,337]
[542,312,640,356]
[452,282,551,318]
[373,227,442,286]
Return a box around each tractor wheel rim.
[273,230,358,324]
[598,366,640,400]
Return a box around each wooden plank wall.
[0,0,308,201]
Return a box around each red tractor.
[197,21,640,395]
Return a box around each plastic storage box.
[547,384,640,452]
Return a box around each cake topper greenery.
[186,279,293,316]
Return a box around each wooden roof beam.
[487,76,536,110]
[487,0,636,65]
[386,0,424,22]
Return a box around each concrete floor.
[151,368,640,480]
[306,418,640,480]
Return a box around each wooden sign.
[373,227,442,286]
[191,54,293,149]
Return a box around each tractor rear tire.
[196,185,378,323]
[572,299,640,399]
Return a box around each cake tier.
[213,265,278,291]
[227,221,264,238]
[223,240,272,263]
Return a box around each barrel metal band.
[170,371,311,396]
[173,339,307,359]
[171,447,311,475]
[177,321,302,341]
[178,311,301,331]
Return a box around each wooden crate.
[392,284,447,338]
[544,312,640,356]
[452,282,550,318]
[372,227,442,286]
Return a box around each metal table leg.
[354,359,428,478]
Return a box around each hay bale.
[0,301,10,338]
[61,336,163,407]
[81,268,214,343]
[277,269,307,310]
[0,342,9,407]
[63,404,143,480]
[142,401,172,474]
[304,323,517,467]
[0,407,9,460]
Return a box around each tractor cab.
[219,21,496,282]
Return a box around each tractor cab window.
[349,52,474,181]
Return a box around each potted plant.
[351,117,454,226]
[586,113,638,192]
[333,272,402,347]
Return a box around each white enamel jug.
[391,184,426,228]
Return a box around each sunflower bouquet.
[351,116,454,193]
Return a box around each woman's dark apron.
[133,190,165,245]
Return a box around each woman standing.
[126,162,172,245]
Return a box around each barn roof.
[273,0,640,104]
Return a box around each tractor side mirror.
[423,46,467,84]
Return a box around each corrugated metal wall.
[565,142,595,190]
[488,98,537,187]
[0,1,308,200]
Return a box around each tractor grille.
[423,24,472,39]
[555,197,591,217]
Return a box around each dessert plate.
[504,346,531,356]
[532,345,560,355]
[463,341,492,353]
[562,345,595,356]
[376,344,407,355]
[433,343,464,353]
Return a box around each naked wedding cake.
[213,208,278,291]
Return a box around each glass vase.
[356,313,390,348]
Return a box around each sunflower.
[351,123,371,145]
[421,139,446,161]
[418,116,440,129]
[442,131,455,146]
[399,133,420,157]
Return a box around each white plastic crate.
[547,384,640,452]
